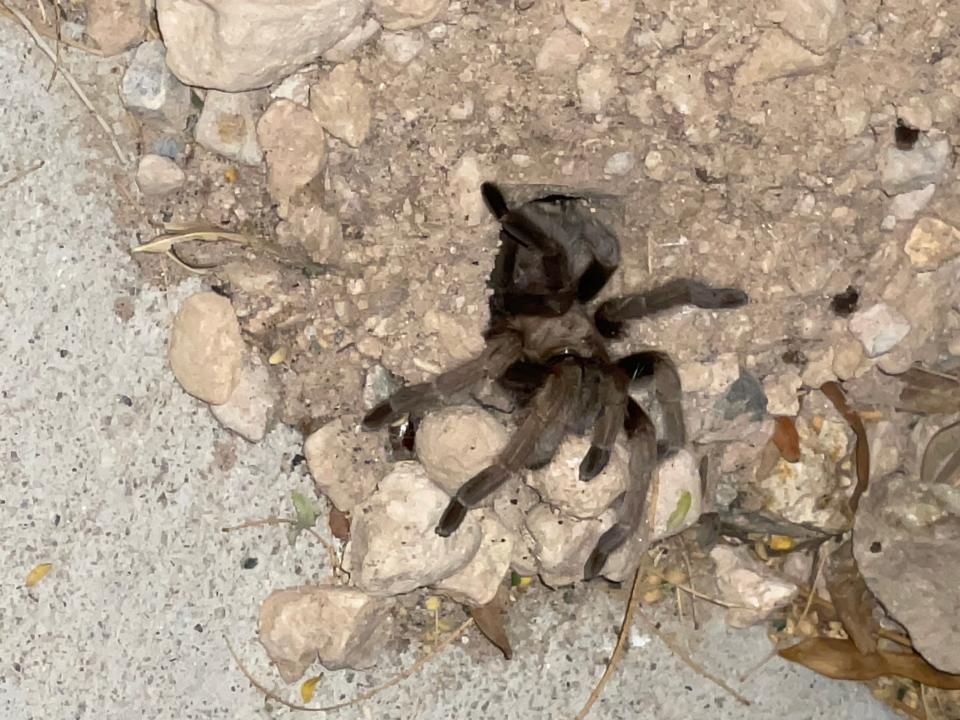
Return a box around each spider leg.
[618,351,686,455]
[579,368,629,481]
[437,359,581,535]
[583,399,658,580]
[362,331,522,430]
[595,278,748,337]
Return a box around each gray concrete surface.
[0,20,896,720]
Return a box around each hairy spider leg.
[436,359,581,535]
[618,351,686,455]
[583,398,658,580]
[594,278,749,338]
[361,331,522,430]
[579,368,629,481]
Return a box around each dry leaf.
[824,541,880,655]
[772,416,801,462]
[780,637,960,689]
[921,421,960,485]
[821,382,869,515]
[469,588,513,660]
[25,563,53,587]
[300,675,323,703]
[328,508,351,541]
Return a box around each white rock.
[343,462,483,595]
[526,504,613,587]
[416,406,508,495]
[491,480,541,576]
[135,154,185,196]
[157,0,368,91]
[710,546,798,627]
[120,41,191,131]
[276,204,344,263]
[734,30,832,85]
[448,97,474,120]
[880,135,951,195]
[527,436,627,519]
[434,512,513,606]
[323,18,382,62]
[210,353,277,442]
[309,61,372,147]
[849,303,911,358]
[832,339,864,379]
[86,0,147,55]
[676,353,740,395]
[372,0,447,29]
[270,72,312,106]
[889,184,936,221]
[654,59,718,142]
[777,0,845,54]
[577,61,617,114]
[562,0,635,50]
[168,292,244,405]
[762,369,803,416]
[649,449,702,539]
[897,98,934,132]
[195,91,263,166]
[257,99,326,202]
[801,347,836,388]
[904,216,960,271]
[381,30,425,65]
[303,418,380,511]
[534,27,587,76]
[604,151,635,176]
[448,152,486,226]
[259,585,392,682]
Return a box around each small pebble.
[604,151,635,176]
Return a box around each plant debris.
[468,587,513,660]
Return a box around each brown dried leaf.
[821,382,869,515]
[897,367,960,414]
[772,416,801,462]
[921,421,960,486]
[469,588,513,660]
[780,637,960,689]
[824,541,879,655]
[328,508,351,541]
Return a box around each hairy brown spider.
[363,183,748,580]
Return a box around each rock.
[835,94,870,138]
[889,184,936,221]
[880,135,951,195]
[849,303,911,358]
[491,479,540,576]
[719,370,768,421]
[371,0,447,29]
[257,100,326,202]
[527,436,627,519]
[526,504,613,587]
[259,586,392,682]
[168,292,244,405]
[303,418,380,511]
[434,512,513,606]
[648,449,702,539]
[323,18,382,62]
[343,462,483,595]
[577,61,617,114]
[897,98,934,132]
[86,0,147,55]
[195,91,262,166]
[777,0,845,54]
[854,472,960,674]
[380,30,425,65]
[710,546,798,627]
[362,364,400,410]
[762,370,802,416]
[734,30,832,85]
[448,98,474,120]
[416,406,508,495]
[867,420,903,480]
[135,154,185,196]
[604,151,635,176]
[832,339,864,379]
[276,204,344,263]
[654,59,718,142]
[120,41,191,131]
[904,216,960,271]
[210,353,277,442]
[534,27,587,76]
[677,354,740,396]
[270,72,312,106]
[801,347,836,388]
[562,0,635,51]
[309,61,372,147]
[447,152,486,226]
[156,0,368,91]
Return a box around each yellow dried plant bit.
[424,596,441,612]
[25,563,53,587]
[268,347,288,365]
[769,535,795,551]
[299,675,322,703]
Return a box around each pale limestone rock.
[762,370,803,416]
[563,0,635,50]
[210,353,277,442]
[323,18,382,62]
[120,41,191,131]
[447,152,486,226]
[86,0,147,55]
[135,154,185,196]
[535,27,587,76]
[880,135,951,195]
[257,100,326,202]
[577,61,617,114]
[276,204,344,264]
[259,585,392,682]
[195,90,263,165]
[372,0,447,29]
[735,30,832,85]
[168,292,244,405]
[711,546,798,627]
[303,418,380,511]
[777,0,845,54]
[434,512,513,606]
[526,504,613,587]
[904,217,960,271]
[309,61,372,147]
[527,436,627,519]
[416,406,508,495]
[849,303,911,358]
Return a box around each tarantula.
[363,183,748,579]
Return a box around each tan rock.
[416,406,508,495]
[310,62,372,147]
[535,27,587,76]
[86,0,147,55]
[372,0,448,29]
[303,418,380,511]
[735,30,832,85]
[257,100,326,202]
[904,217,960,272]
[562,0,635,51]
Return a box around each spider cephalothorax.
[363,183,748,579]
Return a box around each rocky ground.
[4,0,960,717]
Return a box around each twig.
[0,5,102,53]
[45,0,61,91]
[635,608,752,706]
[738,647,777,683]
[225,618,474,712]
[0,0,128,164]
[0,160,44,191]
[798,548,827,629]
[573,568,644,720]
[676,537,700,629]
[647,568,753,610]
[222,515,340,577]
